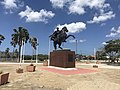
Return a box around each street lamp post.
[94,48,96,60]
[48,38,51,66]
[76,39,78,55]
[36,39,39,64]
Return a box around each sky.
[0,0,120,55]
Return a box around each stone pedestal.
[50,49,75,68]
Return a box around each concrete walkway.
[0,62,120,69]
[0,62,42,65]
[78,63,120,69]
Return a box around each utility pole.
[76,40,78,54]
[48,38,51,66]
[36,38,39,64]
[94,48,96,60]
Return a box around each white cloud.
[56,22,86,33]
[87,11,115,23]
[106,26,120,37]
[101,23,106,26]
[69,0,107,15]
[69,39,86,43]
[19,6,55,23]
[50,0,70,8]
[79,39,86,43]
[1,0,17,9]
[87,0,105,9]
[102,42,107,45]
[50,0,115,23]
[1,0,24,13]
[118,4,120,10]
[68,0,87,15]
[69,39,76,43]
[50,0,111,15]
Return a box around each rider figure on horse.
[50,27,60,41]
[50,27,67,42]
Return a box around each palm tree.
[14,49,18,58]
[0,34,5,45]
[11,27,29,62]
[29,37,38,62]
[10,40,17,60]
[5,48,10,60]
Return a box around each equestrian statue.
[49,26,75,50]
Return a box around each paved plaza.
[0,62,120,90]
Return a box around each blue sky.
[0,0,120,55]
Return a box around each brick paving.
[40,67,97,75]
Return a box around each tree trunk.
[18,46,21,62]
[31,47,34,63]
[12,47,15,61]
[22,42,25,63]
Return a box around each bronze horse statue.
[50,26,75,50]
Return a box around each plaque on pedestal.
[50,49,75,68]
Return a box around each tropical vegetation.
[0,34,5,45]
[96,39,120,62]
[11,27,29,62]
[29,36,38,60]
[5,48,10,59]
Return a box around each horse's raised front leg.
[66,35,75,39]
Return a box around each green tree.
[10,40,17,59]
[104,39,120,62]
[29,37,38,60]
[0,34,5,45]
[96,47,106,60]
[5,48,10,59]
[11,27,29,62]
[14,49,18,58]
[24,55,32,60]
[38,54,48,61]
